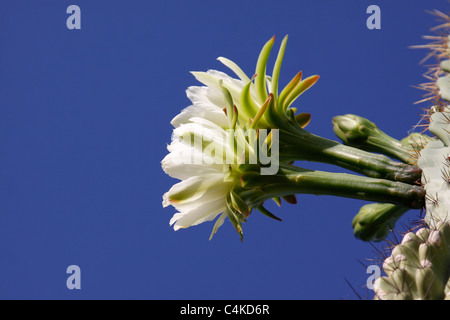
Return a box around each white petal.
[202,70,259,112]
[186,86,211,104]
[205,86,228,109]
[162,141,222,180]
[217,57,251,83]
[206,69,245,91]
[164,173,230,209]
[170,197,226,230]
[162,192,170,208]
[172,122,228,150]
[209,212,228,240]
[172,122,235,165]
[171,86,228,128]
[191,70,244,106]
[186,85,231,112]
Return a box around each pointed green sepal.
[272,197,282,206]
[231,105,238,130]
[236,163,260,174]
[255,36,275,104]
[230,189,250,218]
[256,205,282,221]
[226,194,244,241]
[240,78,260,119]
[221,85,235,128]
[282,194,297,204]
[278,71,302,111]
[271,35,288,101]
[295,113,311,128]
[283,75,320,109]
[251,93,273,129]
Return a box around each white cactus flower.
[161,35,317,240]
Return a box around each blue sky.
[0,0,447,300]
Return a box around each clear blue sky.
[0,0,447,300]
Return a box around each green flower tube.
[276,125,421,184]
[239,165,425,210]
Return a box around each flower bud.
[332,114,378,146]
[352,203,408,242]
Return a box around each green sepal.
[236,163,261,174]
[256,205,282,221]
[282,75,320,110]
[225,193,244,241]
[278,71,302,111]
[240,172,286,188]
[251,94,273,129]
[230,188,250,218]
[255,36,275,104]
[271,35,288,102]
[272,197,282,206]
[282,194,297,204]
[240,79,260,119]
[221,85,236,129]
[295,113,311,128]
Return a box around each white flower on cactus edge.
[162,67,251,238]
[162,35,319,239]
[162,106,231,233]
[162,39,267,238]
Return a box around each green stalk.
[330,115,437,241]
[278,126,422,184]
[240,165,425,209]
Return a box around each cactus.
[373,97,450,301]
[373,222,450,300]
[372,10,450,300]
[417,107,450,227]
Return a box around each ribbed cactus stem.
[417,106,450,226]
[400,133,435,159]
[446,275,450,299]
[437,38,450,102]
[374,222,450,300]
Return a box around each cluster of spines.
[411,10,450,126]
[412,10,450,106]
